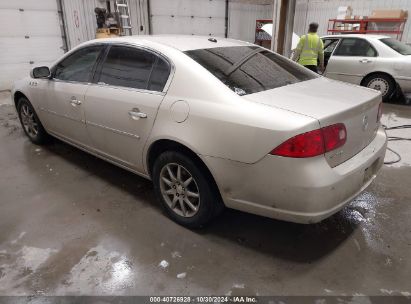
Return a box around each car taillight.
[322,123,346,152]
[270,123,346,158]
[377,102,383,123]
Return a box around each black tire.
[152,151,223,228]
[362,73,396,102]
[17,97,50,145]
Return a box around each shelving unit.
[327,18,407,41]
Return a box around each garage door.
[0,0,64,90]
[149,0,226,37]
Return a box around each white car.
[12,35,387,227]
[322,34,411,101]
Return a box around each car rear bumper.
[202,127,387,224]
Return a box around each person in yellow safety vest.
[292,22,325,74]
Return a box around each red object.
[255,19,273,46]
[322,123,347,152]
[270,124,347,158]
[327,18,407,41]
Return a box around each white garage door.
[149,0,226,37]
[0,0,64,90]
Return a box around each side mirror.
[30,66,51,79]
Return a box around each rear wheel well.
[147,139,223,200]
[13,91,28,108]
[148,140,208,178]
[361,72,395,86]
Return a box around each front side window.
[380,38,411,55]
[54,45,103,82]
[99,46,158,90]
[185,46,316,96]
[334,38,377,57]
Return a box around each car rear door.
[324,38,377,85]
[40,44,105,147]
[84,44,171,172]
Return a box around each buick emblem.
[362,115,369,131]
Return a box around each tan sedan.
[12,35,387,227]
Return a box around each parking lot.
[1,92,410,297]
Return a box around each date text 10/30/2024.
[149,296,258,303]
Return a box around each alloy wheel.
[159,163,200,217]
[20,104,39,138]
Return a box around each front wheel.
[152,151,223,228]
[17,97,50,144]
[362,74,395,102]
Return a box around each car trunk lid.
[244,77,382,167]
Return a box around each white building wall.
[0,0,64,90]
[149,0,226,37]
[294,0,411,44]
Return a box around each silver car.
[322,34,411,101]
[12,35,387,227]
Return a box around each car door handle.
[70,97,82,106]
[128,108,147,120]
[359,59,372,63]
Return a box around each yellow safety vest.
[297,33,324,66]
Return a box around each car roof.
[321,34,390,40]
[86,35,253,51]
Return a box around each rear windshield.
[185,46,317,96]
[380,38,411,55]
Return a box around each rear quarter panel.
[144,52,319,169]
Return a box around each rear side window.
[54,45,103,82]
[334,38,377,57]
[148,57,171,91]
[380,38,411,55]
[99,46,155,90]
[185,46,316,96]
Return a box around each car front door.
[40,45,105,147]
[322,38,341,68]
[324,38,377,85]
[84,45,171,172]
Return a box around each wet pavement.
[0,96,411,297]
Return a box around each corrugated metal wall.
[294,0,411,43]
[62,0,148,49]
[62,0,104,49]
[228,1,273,42]
[128,0,149,35]
[62,0,273,48]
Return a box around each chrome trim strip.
[39,107,85,124]
[395,76,411,81]
[327,72,363,77]
[88,82,165,96]
[86,120,140,139]
[51,78,92,86]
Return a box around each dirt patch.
[0,105,21,136]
